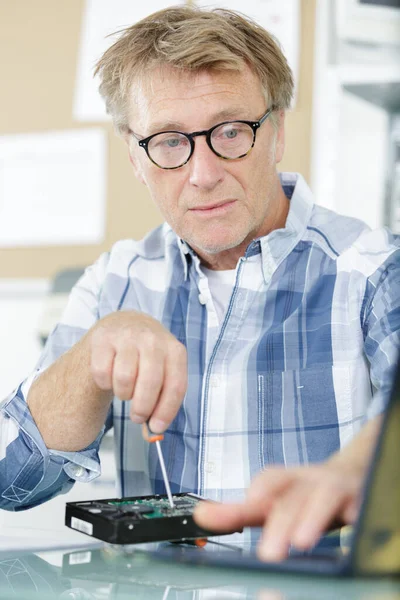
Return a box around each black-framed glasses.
[128,106,276,170]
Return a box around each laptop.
[152,356,400,577]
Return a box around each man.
[0,7,398,561]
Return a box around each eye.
[216,125,239,140]
[224,128,238,139]
[156,137,180,147]
[164,137,182,148]
[151,133,189,150]
[213,122,248,142]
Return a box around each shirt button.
[72,466,85,477]
[209,375,221,388]
[205,462,215,473]
[198,293,207,305]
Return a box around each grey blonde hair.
[94,6,294,133]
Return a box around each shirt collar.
[176,238,193,280]
[258,172,314,283]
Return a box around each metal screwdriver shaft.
[155,440,174,509]
[142,422,174,509]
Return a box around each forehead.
[129,65,265,130]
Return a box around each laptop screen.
[352,356,400,575]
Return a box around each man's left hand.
[194,461,363,561]
[194,416,383,561]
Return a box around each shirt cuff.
[3,379,103,483]
[49,429,104,482]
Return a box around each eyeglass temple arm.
[259,105,278,126]
[127,128,142,141]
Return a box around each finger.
[247,467,295,508]
[257,484,310,562]
[148,341,187,433]
[112,345,139,400]
[195,470,303,544]
[194,502,246,532]
[194,500,264,532]
[342,495,361,524]
[339,471,364,524]
[130,344,165,423]
[90,339,116,390]
[141,422,164,443]
[291,481,351,549]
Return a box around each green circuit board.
[105,495,199,519]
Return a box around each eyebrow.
[146,107,253,136]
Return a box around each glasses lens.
[211,122,255,159]
[147,132,191,168]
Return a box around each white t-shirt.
[200,266,236,324]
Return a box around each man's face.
[126,65,285,267]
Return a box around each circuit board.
[65,493,238,545]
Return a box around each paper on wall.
[0,128,107,247]
[74,0,186,122]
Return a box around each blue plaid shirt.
[1,173,400,530]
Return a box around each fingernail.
[149,418,168,433]
[131,413,145,424]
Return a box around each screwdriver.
[142,422,175,509]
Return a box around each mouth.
[189,199,237,215]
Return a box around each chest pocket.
[256,365,345,469]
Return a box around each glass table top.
[0,539,399,600]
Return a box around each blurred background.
[0,0,399,541]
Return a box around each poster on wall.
[0,128,107,247]
[74,0,185,122]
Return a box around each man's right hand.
[89,311,187,433]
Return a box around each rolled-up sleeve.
[0,252,111,511]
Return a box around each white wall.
[0,279,116,544]
[311,0,398,227]
[0,279,49,401]
[335,92,388,229]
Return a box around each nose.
[188,136,225,190]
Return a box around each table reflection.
[0,541,399,600]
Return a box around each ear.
[122,132,147,186]
[274,110,286,165]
